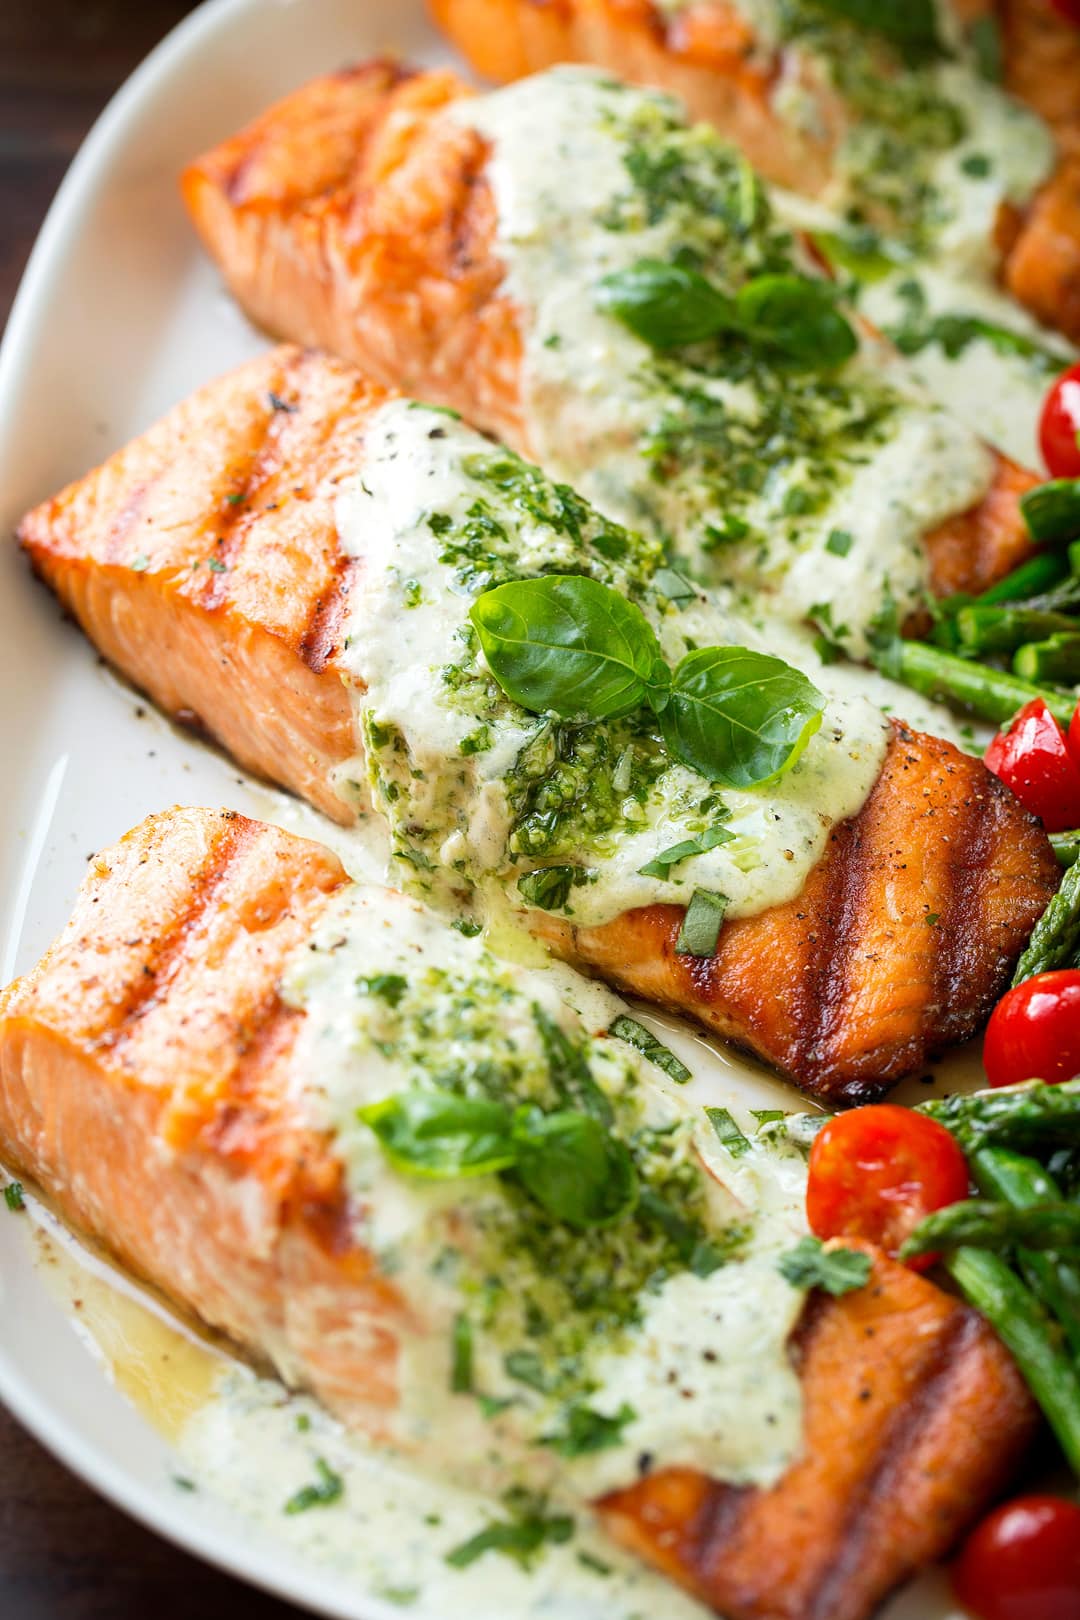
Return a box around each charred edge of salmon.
[558,722,1060,1105]
[0,813,1039,1620]
[597,1244,1038,1620]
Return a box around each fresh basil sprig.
[359,1087,638,1230]
[471,575,825,789]
[596,261,857,371]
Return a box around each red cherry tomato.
[806,1104,969,1269]
[1040,362,1080,477]
[1049,0,1080,29]
[952,1494,1080,1620]
[983,698,1080,833]
[1068,702,1080,769]
[983,969,1080,1088]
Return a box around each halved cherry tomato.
[1040,362,1080,477]
[806,1105,969,1269]
[984,698,1080,833]
[952,1494,1080,1620]
[1049,0,1080,29]
[983,969,1080,1088]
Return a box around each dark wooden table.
[1,5,305,1614]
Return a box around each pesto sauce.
[333,399,889,928]
[450,69,996,650]
[281,882,810,1500]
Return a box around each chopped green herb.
[451,1313,473,1394]
[652,566,697,605]
[777,1236,872,1296]
[675,889,729,957]
[446,1502,574,1570]
[451,917,482,938]
[517,865,580,912]
[610,1016,692,1084]
[705,1106,751,1158]
[268,391,296,413]
[284,1458,344,1515]
[357,972,409,1007]
[825,528,854,558]
[541,1401,636,1457]
[4,1182,25,1213]
[637,822,734,878]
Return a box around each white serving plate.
[0,1,988,1613]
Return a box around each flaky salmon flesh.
[0,806,1038,1620]
[424,1,1080,345]
[17,347,1060,1106]
[179,57,1043,570]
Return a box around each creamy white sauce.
[449,69,998,648]
[280,881,811,1501]
[332,399,889,928]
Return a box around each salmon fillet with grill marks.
[424,2,1080,347]
[0,806,1038,1620]
[17,347,1060,1104]
[180,62,1040,598]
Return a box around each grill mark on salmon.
[17,348,1058,1104]
[0,808,1039,1620]
[180,64,1042,589]
[427,1,1080,345]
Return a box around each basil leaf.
[513,1108,638,1228]
[504,1349,549,1391]
[809,0,942,59]
[659,646,825,787]
[610,1015,692,1084]
[541,1401,636,1457]
[357,972,409,1006]
[777,1235,872,1297]
[675,889,729,957]
[637,823,734,878]
[446,1508,574,1570]
[735,274,858,370]
[359,1088,517,1178]
[705,1105,751,1158]
[1020,479,1080,545]
[595,260,737,348]
[470,575,663,720]
[517,865,580,911]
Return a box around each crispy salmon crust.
[426,0,1080,346]
[17,346,1060,1104]
[180,63,1040,589]
[0,807,1038,1620]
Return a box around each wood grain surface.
[0,3,306,1613]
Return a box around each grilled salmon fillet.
[179,61,1039,600]
[425,2,1080,345]
[17,347,1060,1104]
[0,806,1038,1620]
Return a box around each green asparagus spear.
[1014,859,1080,985]
[955,605,1079,655]
[901,1199,1080,1259]
[971,1146,1080,1360]
[1051,831,1080,867]
[1014,633,1080,684]
[875,640,1075,728]
[946,1246,1080,1474]
[919,1080,1080,1152]
[980,551,1070,603]
[1021,575,1080,615]
[1021,479,1080,546]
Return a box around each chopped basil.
[825,528,854,558]
[637,822,734,879]
[777,1235,872,1296]
[504,1349,549,1392]
[705,1106,751,1158]
[517,865,580,911]
[446,1503,574,1570]
[675,889,729,957]
[284,1458,344,1515]
[451,1313,473,1394]
[4,1181,25,1213]
[359,1089,519,1179]
[357,972,409,1007]
[610,1016,692,1083]
[541,1401,636,1457]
